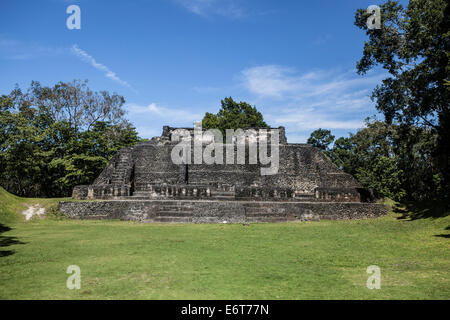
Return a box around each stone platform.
[58,199,388,223]
[63,126,388,223]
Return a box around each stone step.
[242,202,271,208]
[210,191,235,195]
[157,206,194,212]
[245,212,286,217]
[156,211,195,217]
[132,192,151,197]
[244,207,280,214]
[245,217,292,223]
[295,194,316,200]
[211,196,235,200]
[153,216,192,223]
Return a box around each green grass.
[0,186,70,224]
[0,188,449,299]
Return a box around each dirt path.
[22,204,46,220]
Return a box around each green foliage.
[0,80,140,197]
[307,129,335,151]
[354,0,450,203]
[45,205,67,221]
[328,137,354,173]
[323,119,440,201]
[202,97,269,134]
[355,156,405,201]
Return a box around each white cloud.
[174,0,245,19]
[269,114,364,130]
[0,36,65,60]
[128,102,204,138]
[0,38,21,47]
[241,65,384,100]
[134,126,161,139]
[312,34,332,46]
[71,44,134,90]
[238,64,387,142]
[241,65,326,98]
[127,102,203,123]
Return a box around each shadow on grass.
[434,225,450,239]
[0,224,25,257]
[394,199,449,220]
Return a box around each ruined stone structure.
[59,126,388,222]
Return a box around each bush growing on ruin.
[202,97,269,136]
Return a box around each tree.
[202,97,269,134]
[329,136,354,173]
[326,119,439,201]
[0,80,140,197]
[307,128,335,151]
[354,0,450,202]
[346,120,405,200]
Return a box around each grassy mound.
[0,187,69,224]
[0,187,28,224]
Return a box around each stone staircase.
[294,192,316,201]
[209,190,235,201]
[152,202,194,223]
[110,153,132,185]
[147,201,294,223]
[242,202,295,223]
[131,191,152,198]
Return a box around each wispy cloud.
[312,34,332,46]
[127,102,204,138]
[174,0,245,19]
[238,64,387,141]
[0,36,65,60]
[71,44,134,90]
[241,65,383,101]
[127,102,203,123]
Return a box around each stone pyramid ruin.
[59,126,387,222]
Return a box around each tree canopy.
[0,80,140,197]
[307,129,335,151]
[202,97,269,134]
[308,118,439,202]
[354,0,449,202]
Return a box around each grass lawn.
[0,188,449,299]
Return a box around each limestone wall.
[59,200,388,223]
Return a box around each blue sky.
[0,0,406,142]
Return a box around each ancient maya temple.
[59,126,388,222]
